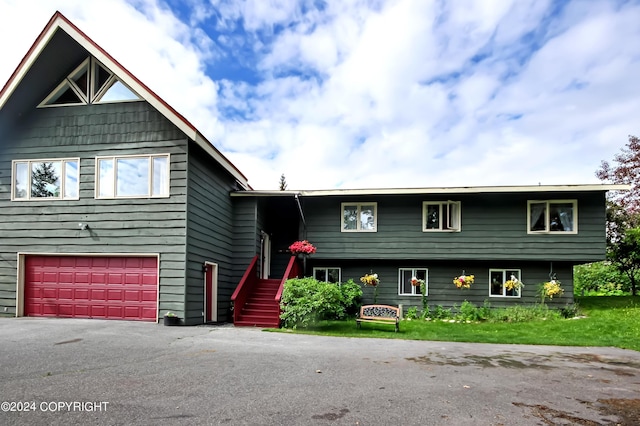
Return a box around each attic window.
[39,57,141,107]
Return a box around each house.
[0,12,627,326]
[0,12,251,325]
[232,185,626,314]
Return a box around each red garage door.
[24,256,158,321]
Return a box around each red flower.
[289,240,317,254]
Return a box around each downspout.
[294,193,307,239]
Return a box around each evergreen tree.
[31,162,60,197]
[279,173,288,191]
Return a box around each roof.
[230,184,631,197]
[0,11,250,189]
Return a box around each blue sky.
[1,0,639,190]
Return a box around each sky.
[0,0,639,190]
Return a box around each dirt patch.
[598,398,640,425]
[514,399,640,425]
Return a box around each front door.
[260,231,271,279]
[204,262,217,322]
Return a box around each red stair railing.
[231,255,259,324]
[275,255,300,307]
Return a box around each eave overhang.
[230,184,630,197]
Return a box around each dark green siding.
[231,197,261,284]
[0,101,188,318]
[184,142,240,324]
[302,192,606,262]
[308,259,574,309]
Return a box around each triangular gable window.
[39,57,141,107]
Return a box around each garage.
[24,255,158,321]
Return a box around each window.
[399,268,428,296]
[342,203,377,232]
[39,57,141,107]
[313,267,341,283]
[528,200,577,233]
[489,269,522,297]
[96,154,169,199]
[423,201,460,231]
[12,158,79,200]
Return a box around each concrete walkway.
[1,317,639,425]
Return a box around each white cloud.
[1,0,638,191]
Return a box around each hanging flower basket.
[410,277,425,287]
[453,274,474,289]
[360,273,380,287]
[288,240,317,255]
[504,275,523,291]
[541,279,564,301]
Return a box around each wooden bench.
[356,304,400,332]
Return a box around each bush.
[489,304,560,323]
[457,300,480,322]
[279,278,363,329]
[574,261,632,295]
[431,305,452,320]
[560,303,581,318]
[405,307,419,320]
[340,279,363,316]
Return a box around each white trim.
[398,268,428,296]
[527,199,578,234]
[489,268,522,298]
[204,261,218,323]
[232,184,630,197]
[341,202,378,232]
[95,153,170,199]
[312,267,341,283]
[422,201,461,232]
[15,252,161,323]
[11,157,80,201]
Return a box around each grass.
[272,296,640,352]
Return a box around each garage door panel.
[25,256,158,321]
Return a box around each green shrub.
[489,304,560,323]
[432,305,452,320]
[457,300,480,322]
[279,277,345,329]
[339,279,363,316]
[560,303,581,318]
[405,307,419,320]
[574,261,632,295]
[478,300,492,320]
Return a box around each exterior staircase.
[233,278,281,327]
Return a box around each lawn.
[272,296,640,351]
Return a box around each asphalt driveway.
[0,317,639,425]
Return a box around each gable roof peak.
[0,11,250,189]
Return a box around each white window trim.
[95,153,170,199]
[527,200,578,234]
[341,202,378,232]
[398,268,428,296]
[38,57,141,108]
[422,201,461,232]
[312,267,342,283]
[489,268,522,298]
[11,158,80,201]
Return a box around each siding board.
[0,101,189,319]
